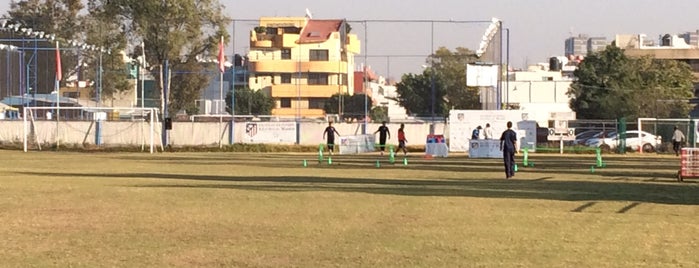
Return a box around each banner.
[338,134,375,155]
[448,110,537,152]
[469,140,502,158]
[243,122,296,144]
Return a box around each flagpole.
[55,41,61,148]
[218,35,224,148]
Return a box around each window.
[309,98,327,109]
[281,49,291,60]
[280,74,292,84]
[280,98,292,108]
[309,49,329,61]
[308,73,329,85]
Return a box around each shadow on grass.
[17,171,699,205]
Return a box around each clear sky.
[2,0,699,79]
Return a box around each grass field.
[0,149,698,267]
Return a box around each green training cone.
[590,166,595,173]
[403,158,408,165]
[327,157,332,165]
[514,164,518,172]
[303,160,307,167]
[375,160,381,167]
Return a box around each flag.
[218,36,225,73]
[55,41,62,81]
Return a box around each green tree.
[395,47,480,116]
[431,47,481,110]
[325,93,373,122]
[100,0,231,113]
[226,87,274,115]
[395,70,447,116]
[370,106,388,122]
[84,1,131,99]
[569,46,694,120]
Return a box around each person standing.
[397,123,408,155]
[472,125,482,140]
[323,122,341,155]
[499,121,518,179]
[484,123,494,139]
[672,126,685,156]
[374,121,391,155]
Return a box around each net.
[22,106,160,153]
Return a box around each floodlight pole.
[430,21,435,134]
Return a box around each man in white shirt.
[484,123,494,139]
[672,126,685,156]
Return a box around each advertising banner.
[243,122,297,144]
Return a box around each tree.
[430,47,481,110]
[370,106,388,122]
[395,70,447,116]
[84,1,131,99]
[325,93,373,122]
[100,0,231,113]
[569,46,694,120]
[226,87,274,115]
[395,47,480,117]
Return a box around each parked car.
[574,130,606,145]
[586,130,662,152]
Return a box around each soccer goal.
[22,106,160,153]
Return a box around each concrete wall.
[0,120,446,147]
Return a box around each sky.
[2,0,699,80]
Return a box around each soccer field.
[0,150,697,267]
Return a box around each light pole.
[505,28,510,109]
[430,21,435,134]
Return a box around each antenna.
[305,8,313,19]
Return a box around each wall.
[0,120,445,147]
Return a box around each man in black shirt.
[323,122,341,155]
[374,121,391,155]
[499,121,517,179]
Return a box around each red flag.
[55,41,62,81]
[218,36,225,73]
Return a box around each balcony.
[250,60,349,73]
[251,33,299,49]
[272,108,325,117]
[271,84,347,98]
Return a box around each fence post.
[617,117,626,154]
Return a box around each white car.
[586,130,662,152]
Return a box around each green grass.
[0,150,698,267]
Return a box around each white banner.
[466,64,499,87]
[469,139,502,158]
[339,135,375,155]
[243,122,296,144]
[448,110,537,152]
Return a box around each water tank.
[549,57,561,71]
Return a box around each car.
[574,130,606,145]
[586,130,662,152]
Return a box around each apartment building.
[565,34,607,57]
[247,17,361,117]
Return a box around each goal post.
[22,106,159,153]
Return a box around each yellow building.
[247,17,361,117]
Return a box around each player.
[499,121,517,179]
[374,121,391,155]
[323,121,341,155]
[397,123,408,155]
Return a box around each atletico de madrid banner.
[243,122,296,144]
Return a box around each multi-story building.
[247,17,361,118]
[565,34,607,57]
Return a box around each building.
[615,33,699,78]
[565,34,607,57]
[501,68,574,123]
[247,17,361,118]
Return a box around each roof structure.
[298,19,343,44]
